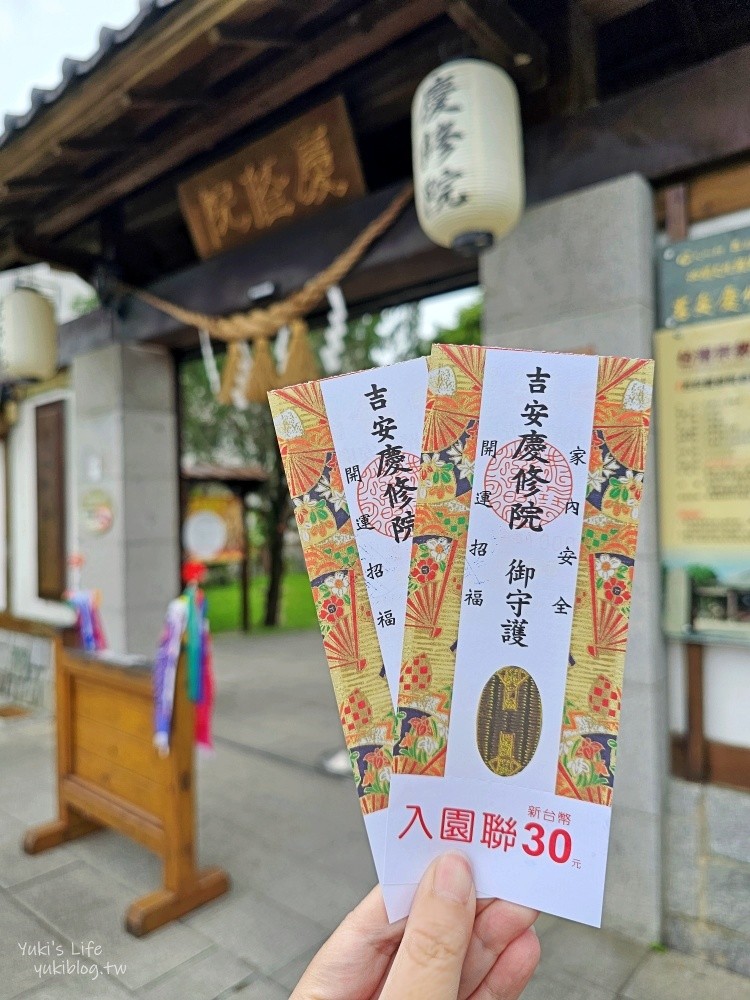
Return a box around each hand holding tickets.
[292,854,540,1000]
[270,345,653,927]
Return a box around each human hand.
[291,853,540,1000]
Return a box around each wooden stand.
[684,641,709,782]
[24,646,229,936]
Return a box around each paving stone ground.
[0,630,748,999]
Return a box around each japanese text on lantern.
[178,96,366,259]
[417,71,468,220]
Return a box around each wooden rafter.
[124,87,215,109]
[446,0,548,91]
[207,23,294,49]
[55,137,146,156]
[0,177,67,197]
[579,0,652,24]
[9,233,101,279]
[0,207,33,223]
[32,0,442,240]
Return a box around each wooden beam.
[57,183,475,364]
[681,160,750,224]
[524,1,597,120]
[1,177,67,196]
[446,0,548,91]
[524,40,750,204]
[124,87,215,109]
[671,735,750,793]
[10,234,102,279]
[207,23,294,49]
[0,233,38,267]
[664,183,689,240]
[35,0,442,240]
[57,140,145,158]
[0,206,34,224]
[579,0,652,24]
[560,1,597,114]
[685,642,708,783]
[345,20,457,134]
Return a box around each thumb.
[380,853,475,1000]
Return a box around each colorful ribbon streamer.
[153,596,189,755]
[153,579,215,754]
[67,590,107,652]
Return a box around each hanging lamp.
[412,59,525,255]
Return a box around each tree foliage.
[430,297,482,347]
[70,291,99,317]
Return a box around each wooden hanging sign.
[178,96,366,259]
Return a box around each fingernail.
[432,853,473,903]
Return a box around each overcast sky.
[0,0,141,118]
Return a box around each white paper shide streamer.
[199,328,222,397]
[231,342,252,410]
[320,285,348,374]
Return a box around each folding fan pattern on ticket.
[268,380,396,878]
[385,345,654,926]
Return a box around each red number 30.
[522,822,572,864]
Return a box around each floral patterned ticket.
[394,344,486,776]
[385,346,653,927]
[393,348,654,802]
[556,357,653,803]
[269,383,396,853]
[320,359,429,705]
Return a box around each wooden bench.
[24,646,229,936]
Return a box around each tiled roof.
[0,0,182,148]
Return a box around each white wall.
[9,389,76,626]
[668,641,750,748]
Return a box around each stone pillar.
[480,174,667,943]
[72,343,180,656]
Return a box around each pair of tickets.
[270,344,653,925]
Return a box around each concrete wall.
[72,343,179,656]
[666,778,750,976]
[480,173,668,943]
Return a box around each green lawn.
[203,571,318,633]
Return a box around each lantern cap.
[452,231,495,256]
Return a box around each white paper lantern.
[412,59,525,254]
[0,287,58,382]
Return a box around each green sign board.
[659,225,750,328]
